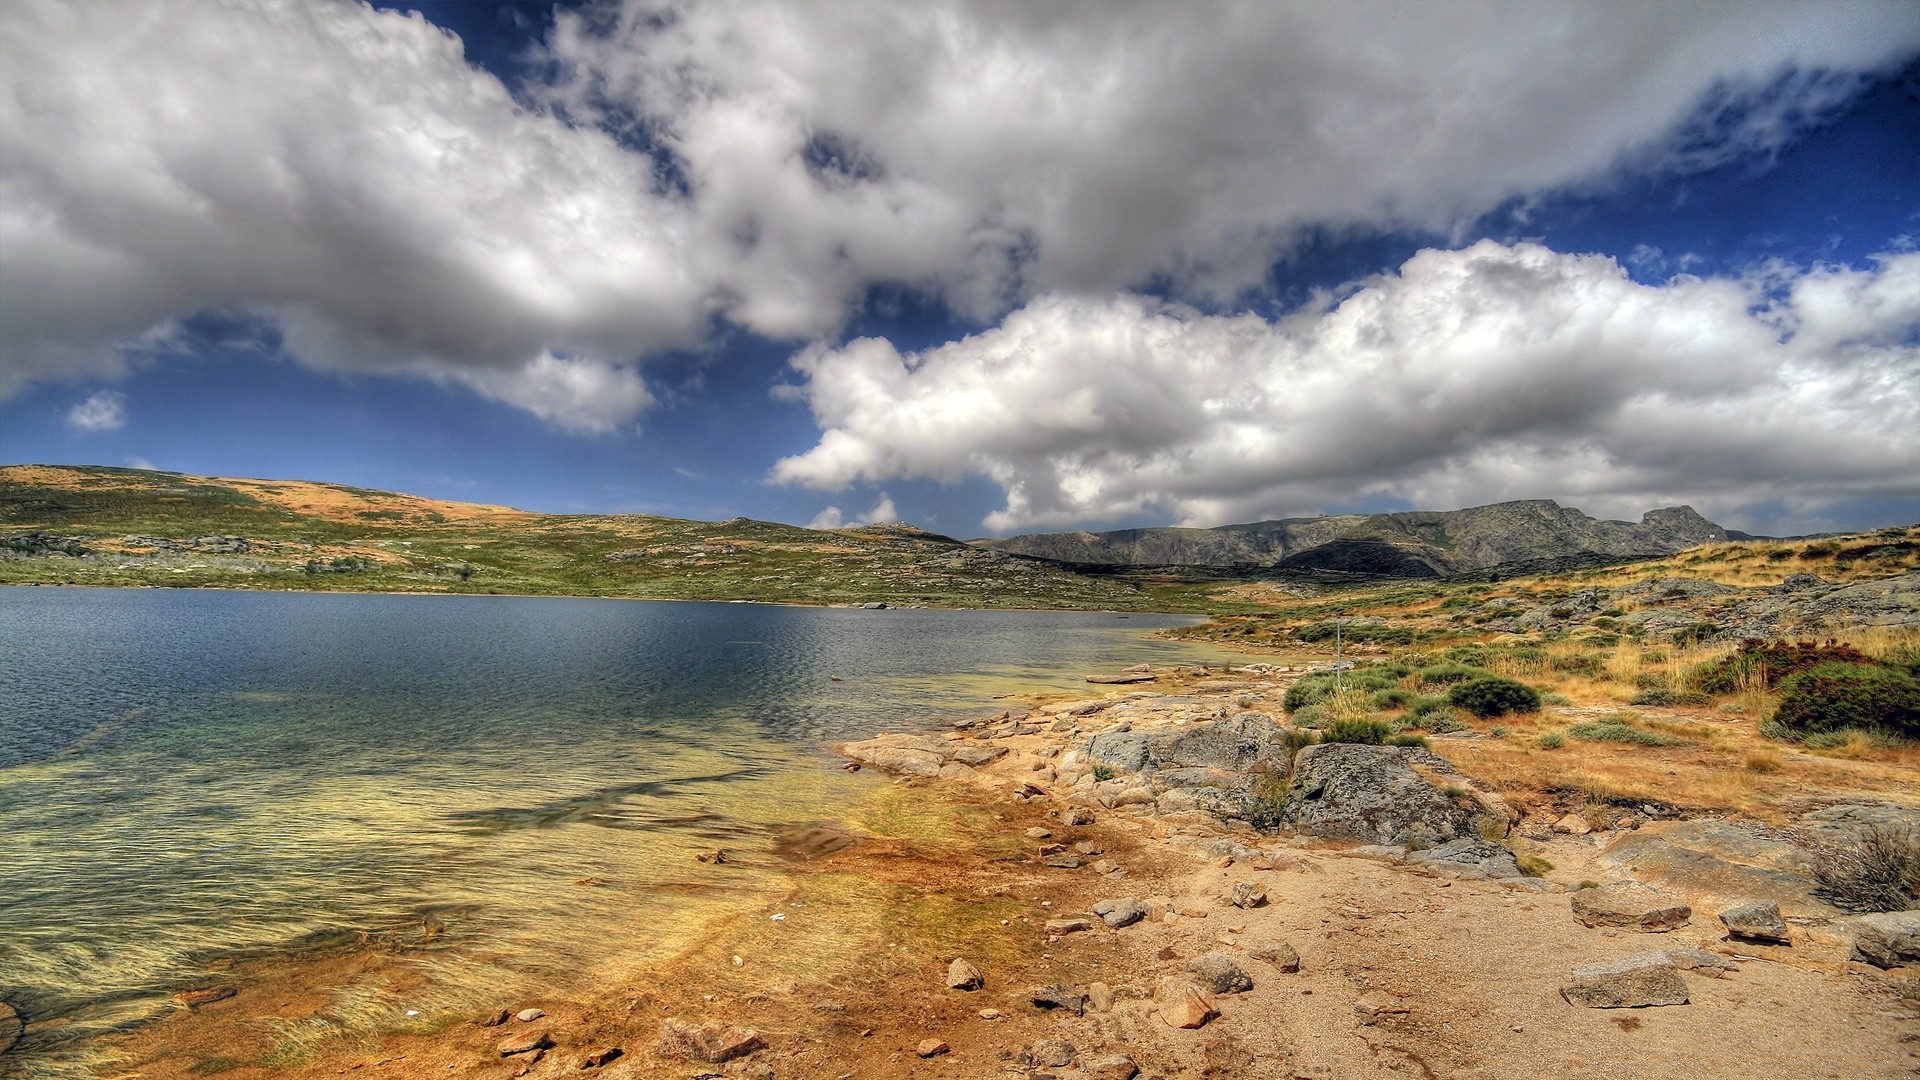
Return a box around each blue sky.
[2,1,1917,537]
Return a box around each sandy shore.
[58,665,1920,1079]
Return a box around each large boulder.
[1846,911,1920,968]
[1571,882,1691,932]
[1086,713,1286,776]
[1280,743,1511,847]
[1560,953,1690,1008]
[1592,820,1830,917]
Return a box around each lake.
[0,587,1232,1073]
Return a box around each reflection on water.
[0,588,1233,1073]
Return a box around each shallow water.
[0,587,1233,1071]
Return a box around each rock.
[1571,882,1691,932]
[978,1008,1004,1020]
[1187,953,1253,994]
[946,957,984,990]
[1030,1038,1077,1067]
[515,1008,545,1022]
[1156,983,1218,1029]
[656,1019,764,1063]
[498,1029,554,1057]
[1044,855,1084,869]
[1087,981,1116,1013]
[1847,911,1920,968]
[1407,837,1522,879]
[951,745,1008,768]
[579,1046,624,1068]
[1030,984,1087,1015]
[1087,673,1156,684]
[1,1001,20,1055]
[1664,949,1738,977]
[1593,820,1827,916]
[1228,882,1267,908]
[1027,827,1054,839]
[1045,918,1092,935]
[174,986,236,1009]
[916,1038,950,1058]
[1281,743,1511,847]
[1560,953,1690,1008]
[1718,900,1791,944]
[1553,813,1593,835]
[1061,807,1096,826]
[1248,941,1301,972]
[1093,898,1147,928]
[480,1008,511,1027]
[1352,992,1412,1023]
[1084,1054,1140,1080]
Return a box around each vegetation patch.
[1566,717,1679,746]
[1692,638,1872,694]
[1812,824,1920,913]
[1770,662,1920,740]
[1447,676,1542,718]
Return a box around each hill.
[976,499,1729,576]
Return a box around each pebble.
[515,1008,545,1022]
[916,1038,950,1058]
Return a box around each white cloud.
[125,456,156,470]
[453,351,654,435]
[773,242,1920,532]
[4,0,1918,435]
[806,492,899,530]
[66,389,126,432]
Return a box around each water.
[0,587,1230,1071]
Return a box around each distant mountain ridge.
[974,500,1729,578]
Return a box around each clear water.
[0,587,1228,1070]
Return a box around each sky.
[2,0,1918,538]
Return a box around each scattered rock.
[1046,917,1093,935]
[1228,882,1267,908]
[1061,807,1096,826]
[578,1046,623,1068]
[656,1019,765,1063]
[1044,855,1084,869]
[1087,981,1116,1013]
[946,957,984,990]
[1084,1054,1140,1080]
[951,745,1008,768]
[1718,900,1791,945]
[1156,983,1218,1029]
[1030,1038,1077,1067]
[1407,836,1522,879]
[1847,911,1920,969]
[480,1008,510,1027]
[694,850,727,864]
[916,1038,950,1058]
[1093,898,1147,928]
[515,1008,545,1022]
[1570,882,1691,932]
[497,1029,554,1057]
[1248,941,1301,973]
[1281,743,1511,846]
[174,986,236,1009]
[1027,827,1054,839]
[1553,813,1593,835]
[978,1008,1005,1020]
[1030,984,1087,1015]
[1187,953,1253,994]
[1664,949,1738,977]
[1560,953,1690,1008]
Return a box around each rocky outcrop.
[1560,953,1690,1008]
[1280,743,1512,846]
[1846,911,1920,968]
[1570,882,1691,932]
[1592,821,1830,916]
[656,1019,764,1063]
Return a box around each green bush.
[1417,663,1489,688]
[1322,717,1394,744]
[1692,638,1873,695]
[1536,731,1566,749]
[1291,703,1330,728]
[1409,695,1451,718]
[1629,687,1711,707]
[1567,720,1677,746]
[1384,733,1429,749]
[1092,762,1115,782]
[1370,688,1415,710]
[1447,676,1542,718]
[1444,645,1492,666]
[1283,675,1337,712]
[1551,653,1605,675]
[1771,662,1920,738]
[1420,709,1463,734]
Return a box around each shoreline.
[37,662,1920,1079]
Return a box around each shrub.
[1536,731,1565,749]
[1322,717,1394,744]
[1291,703,1330,728]
[1443,645,1492,666]
[1371,688,1415,710]
[1517,853,1554,878]
[1629,687,1711,707]
[1283,675,1336,712]
[1692,638,1872,695]
[1417,663,1489,688]
[1384,733,1429,749]
[1770,662,1920,738]
[1566,720,1677,746]
[1447,676,1542,718]
[1551,653,1605,675]
[1420,709,1463,734]
[1092,762,1115,782]
[1812,824,1920,913]
[1409,695,1450,718]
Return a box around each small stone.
[1044,855,1084,869]
[1030,984,1087,1015]
[656,1018,765,1063]
[1229,882,1267,909]
[1553,813,1593,835]
[1084,1054,1140,1080]
[1248,941,1301,973]
[1045,918,1092,935]
[1087,981,1115,1013]
[946,957,984,990]
[174,986,237,1009]
[1061,808,1095,826]
[1570,882,1691,932]
[695,849,727,864]
[1560,953,1690,1008]
[916,1038,950,1058]
[480,1008,511,1027]
[1073,841,1104,855]
[978,1008,1005,1020]
[1027,827,1054,839]
[1353,992,1412,1024]
[1157,983,1217,1029]
[1188,953,1253,994]
[1092,859,1121,875]
[515,1008,546,1022]
[1093,898,1147,928]
[1030,1038,1077,1067]
[497,1029,554,1057]
[1718,900,1790,945]
[578,1046,623,1068]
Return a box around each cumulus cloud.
[65,389,126,432]
[4,0,1917,434]
[806,492,899,530]
[773,242,1920,532]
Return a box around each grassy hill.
[0,464,1215,609]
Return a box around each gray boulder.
[1560,953,1690,1008]
[1093,898,1147,928]
[1280,743,1511,847]
[1846,911,1920,968]
[1084,712,1286,776]
[1407,837,1522,879]
[1570,882,1691,932]
[1718,900,1790,945]
[1186,953,1253,994]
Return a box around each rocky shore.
[67,664,1920,1080]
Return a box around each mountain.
[975,499,1728,577]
